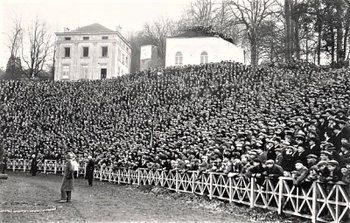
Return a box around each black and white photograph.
[0,0,350,222]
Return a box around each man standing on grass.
[57,153,74,203]
[85,155,94,186]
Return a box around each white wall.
[165,37,245,67]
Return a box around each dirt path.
[0,172,251,223]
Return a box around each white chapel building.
[165,30,245,67]
[54,23,131,81]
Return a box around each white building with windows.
[165,30,245,67]
[54,23,131,81]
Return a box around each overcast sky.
[0,0,192,69]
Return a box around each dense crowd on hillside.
[1,61,350,185]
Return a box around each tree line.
[3,0,350,79]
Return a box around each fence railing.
[5,159,350,223]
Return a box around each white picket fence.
[6,159,350,223]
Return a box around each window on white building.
[126,56,128,66]
[83,37,89,40]
[64,37,71,40]
[175,52,183,66]
[102,36,108,40]
[82,47,89,57]
[118,48,121,61]
[81,65,88,79]
[101,46,108,57]
[64,47,70,57]
[62,65,70,79]
[200,51,208,64]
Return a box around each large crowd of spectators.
[1,61,350,186]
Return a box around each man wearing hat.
[263,159,284,180]
[325,160,342,183]
[30,154,38,176]
[291,160,308,186]
[85,155,95,186]
[306,154,318,168]
[57,153,75,203]
[338,142,350,166]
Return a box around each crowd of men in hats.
[1,60,350,187]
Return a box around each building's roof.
[55,23,132,49]
[69,23,114,33]
[171,30,213,38]
[169,29,234,44]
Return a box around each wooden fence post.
[84,163,87,178]
[209,172,213,200]
[54,160,57,174]
[44,160,47,174]
[138,169,141,186]
[175,171,179,192]
[311,181,317,223]
[250,177,255,208]
[108,167,112,182]
[278,177,283,214]
[229,176,232,203]
[23,160,26,172]
[100,166,103,181]
[192,172,195,194]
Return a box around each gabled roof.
[69,23,114,33]
[169,30,235,44]
[171,30,213,38]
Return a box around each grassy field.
[0,172,255,223]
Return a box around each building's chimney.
[116,25,122,33]
[64,27,70,32]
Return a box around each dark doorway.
[101,68,107,79]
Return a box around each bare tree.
[182,0,241,44]
[20,17,53,78]
[229,0,277,66]
[143,17,181,67]
[5,15,23,58]
[4,14,23,80]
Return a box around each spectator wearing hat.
[307,137,321,156]
[325,160,342,183]
[291,160,308,186]
[245,158,265,185]
[280,146,296,176]
[320,150,332,161]
[338,142,350,166]
[317,160,330,183]
[85,155,94,186]
[293,145,308,166]
[305,165,319,182]
[263,159,284,180]
[58,153,75,203]
[306,154,318,168]
[340,164,350,184]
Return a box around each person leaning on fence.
[85,155,94,186]
[245,158,265,186]
[57,153,75,203]
[291,160,308,187]
[263,159,284,180]
[325,160,342,183]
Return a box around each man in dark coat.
[85,156,95,186]
[57,153,74,203]
[263,159,284,179]
[30,154,38,176]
